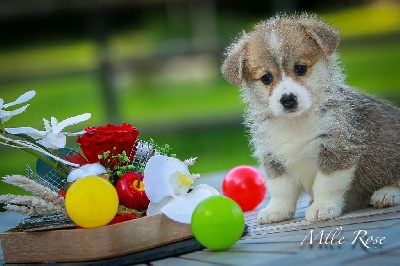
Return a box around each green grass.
[323,2,400,39]
[119,78,243,127]
[0,41,96,79]
[145,125,257,175]
[339,41,400,95]
[1,2,398,80]
[1,74,105,129]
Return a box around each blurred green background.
[1,0,400,196]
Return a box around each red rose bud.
[116,172,150,210]
[77,123,139,169]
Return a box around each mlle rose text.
[301,227,386,249]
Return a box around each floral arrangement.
[0,90,219,227]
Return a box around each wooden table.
[1,171,400,265]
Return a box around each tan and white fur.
[221,13,400,224]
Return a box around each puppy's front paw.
[305,203,341,223]
[257,206,294,224]
[371,187,400,208]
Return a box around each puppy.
[221,13,400,224]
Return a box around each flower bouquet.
[0,91,219,263]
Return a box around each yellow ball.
[65,176,119,228]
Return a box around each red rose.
[77,123,139,169]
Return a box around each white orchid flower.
[144,155,220,224]
[6,113,91,149]
[0,90,36,123]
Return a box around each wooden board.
[1,214,193,263]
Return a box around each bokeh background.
[1,0,400,196]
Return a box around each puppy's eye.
[294,65,307,76]
[260,73,273,85]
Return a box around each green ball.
[191,195,245,250]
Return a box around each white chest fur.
[256,112,323,192]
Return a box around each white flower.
[144,155,220,224]
[6,113,91,149]
[0,90,35,123]
[67,163,107,183]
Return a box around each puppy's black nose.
[280,93,298,109]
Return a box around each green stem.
[16,133,71,175]
[15,133,40,145]
[0,137,69,178]
[0,121,7,138]
[55,149,61,169]
[21,148,69,178]
[54,151,70,176]
[136,171,142,189]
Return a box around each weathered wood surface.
[150,173,400,265]
[151,196,400,265]
[1,172,400,265]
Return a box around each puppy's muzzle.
[280,93,298,111]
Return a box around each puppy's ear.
[221,34,247,87]
[303,20,340,56]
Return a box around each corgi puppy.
[221,14,400,224]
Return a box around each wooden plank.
[1,214,193,263]
[228,243,299,254]
[151,257,227,266]
[180,249,298,265]
[356,256,400,265]
[243,206,400,238]
[224,220,399,265]
[174,204,400,265]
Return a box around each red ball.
[116,172,150,210]
[222,165,267,211]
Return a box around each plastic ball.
[191,195,245,250]
[65,176,119,228]
[222,165,267,211]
